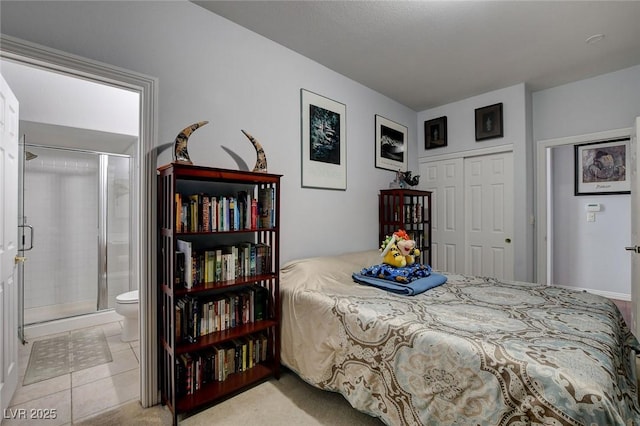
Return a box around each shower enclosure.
[19,145,132,328]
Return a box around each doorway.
[1,34,159,407]
[535,128,632,287]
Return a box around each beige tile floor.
[5,320,139,426]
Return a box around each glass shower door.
[21,145,132,325]
[22,147,100,324]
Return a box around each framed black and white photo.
[424,116,447,149]
[475,103,503,141]
[300,89,347,190]
[574,138,630,195]
[375,115,408,172]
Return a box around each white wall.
[0,1,417,264]
[533,65,640,297]
[0,59,139,136]
[416,84,534,282]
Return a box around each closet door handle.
[625,245,640,253]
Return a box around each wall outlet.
[587,212,596,222]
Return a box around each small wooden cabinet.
[379,189,432,266]
[157,163,281,424]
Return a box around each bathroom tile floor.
[5,320,139,426]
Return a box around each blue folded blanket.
[352,271,448,296]
[359,263,432,283]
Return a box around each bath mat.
[23,328,113,385]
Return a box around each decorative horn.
[241,129,268,173]
[173,121,209,164]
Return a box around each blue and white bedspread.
[280,250,640,426]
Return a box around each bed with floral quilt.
[279,250,640,425]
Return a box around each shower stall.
[19,145,132,330]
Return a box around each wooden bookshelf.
[158,163,281,424]
[379,189,432,266]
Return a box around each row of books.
[176,285,270,343]
[176,333,269,397]
[176,240,272,288]
[175,187,275,233]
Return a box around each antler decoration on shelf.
[241,129,268,173]
[173,121,209,164]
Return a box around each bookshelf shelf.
[172,273,278,297]
[378,189,432,266]
[175,364,274,413]
[158,163,282,425]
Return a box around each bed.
[280,250,640,425]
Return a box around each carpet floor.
[23,328,113,385]
[74,369,384,425]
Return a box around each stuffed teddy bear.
[380,229,420,267]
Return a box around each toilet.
[115,290,139,342]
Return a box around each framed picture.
[375,115,408,172]
[424,116,447,149]
[475,103,503,141]
[574,138,630,195]
[300,89,347,190]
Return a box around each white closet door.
[464,152,514,280]
[420,158,464,273]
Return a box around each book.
[175,193,182,232]
[202,195,210,231]
[204,250,215,283]
[258,187,274,229]
[175,251,185,286]
[189,194,199,232]
[175,302,183,342]
[210,196,218,231]
[176,239,193,289]
[253,285,269,321]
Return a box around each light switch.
[587,212,596,222]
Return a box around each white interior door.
[420,158,464,272]
[0,73,20,417]
[464,152,514,280]
[629,117,640,335]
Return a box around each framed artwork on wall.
[375,114,408,172]
[475,103,503,141]
[424,116,447,149]
[300,89,347,190]
[574,138,630,195]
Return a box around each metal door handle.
[18,225,34,251]
[14,256,26,264]
[625,246,640,253]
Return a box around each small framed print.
[375,115,408,172]
[574,138,630,195]
[301,89,347,190]
[424,116,447,149]
[475,103,503,141]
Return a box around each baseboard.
[551,284,631,301]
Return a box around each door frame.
[0,35,159,407]
[535,127,632,285]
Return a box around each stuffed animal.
[397,238,420,265]
[380,230,420,267]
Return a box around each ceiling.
[193,1,640,111]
